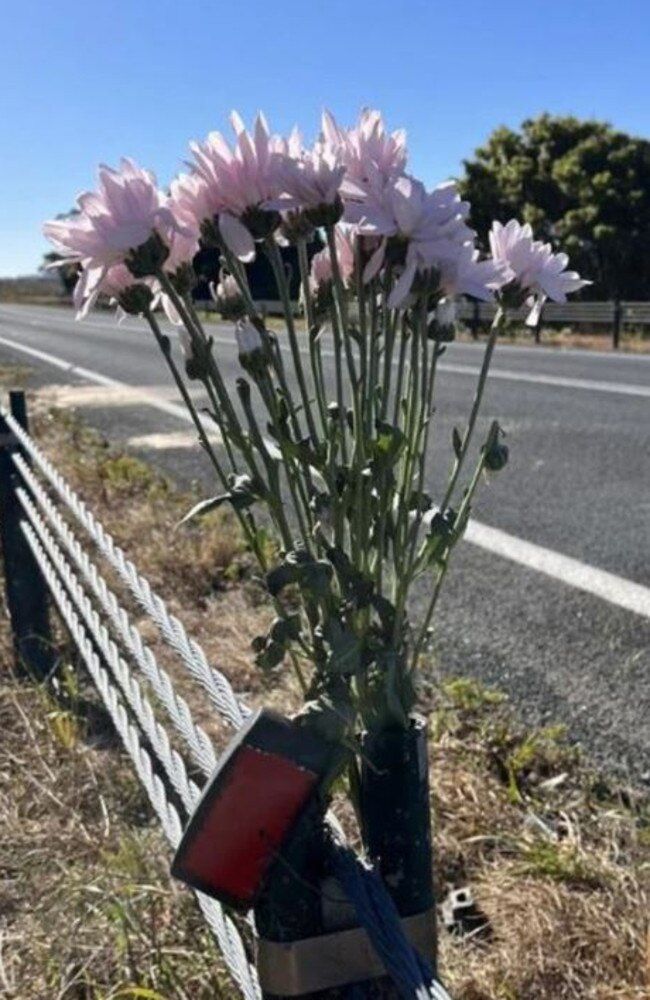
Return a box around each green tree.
[41,251,80,296]
[40,208,81,296]
[460,114,650,300]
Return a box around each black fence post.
[612,299,622,350]
[0,390,54,679]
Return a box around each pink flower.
[272,132,345,215]
[189,111,287,261]
[43,159,184,272]
[435,243,512,301]
[356,175,474,307]
[73,262,158,319]
[170,173,218,241]
[308,226,356,294]
[164,217,200,277]
[309,247,333,295]
[322,108,407,189]
[489,219,590,321]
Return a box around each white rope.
[5,411,249,730]
[20,508,201,815]
[15,460,218,778]
[21,521,261,1000]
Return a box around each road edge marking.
[1,329,648,620]
[465,520,650,620]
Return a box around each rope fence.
[1,392,261,998]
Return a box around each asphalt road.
[1,302,649,781]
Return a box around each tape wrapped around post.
[256,908,436,996]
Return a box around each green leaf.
[421,508,457,566]
[324,544,374,607]
[266,549,333,599]
[270,614,302,644]
[255,640,286,671]
[178,474,267,527]
[323,618,362,676]
[177,495,227,527]
[373,420,406,466]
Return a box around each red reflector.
[171,709,338,911]
[179,745,317,907]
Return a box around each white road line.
[5,304,650,363]
[465,521,650,620]
[0,333,206,426]
[127,430,219,449]
[1,327,649,619]
[4,307,650,399]
[437,363,650,398]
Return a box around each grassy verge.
[1,389,648,999]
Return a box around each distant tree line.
[460,114,650,300]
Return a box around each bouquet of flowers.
[44,108,587,953]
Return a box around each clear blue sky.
[2,0,649,276]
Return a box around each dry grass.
[457,326,650,354]
[0,667,237,999]
[1,394,648,999]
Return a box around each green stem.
[144,310,265,566]
[440,306,505,512]
[266,238,319,446]
[297,238,328,434]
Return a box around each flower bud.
[484,422,509,472]
[214,273,246,321]
[235,319,270,375]
[484,440,509,472]
[428,297,457,342]
[178,328,207,381]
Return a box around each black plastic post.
[254,804,345,1000]
[612,299,622,350]
[0,390,54,679]
[359,717,435,967]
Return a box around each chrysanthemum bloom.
[43,159,187,290]
[356,175,475,307]
[70,262,158,319]
[434,242,512,301]
[272,131,346,227]
[308,225,356,295]
[322,108,407,190]
[189,112,287,261]
[489,219,590,323]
